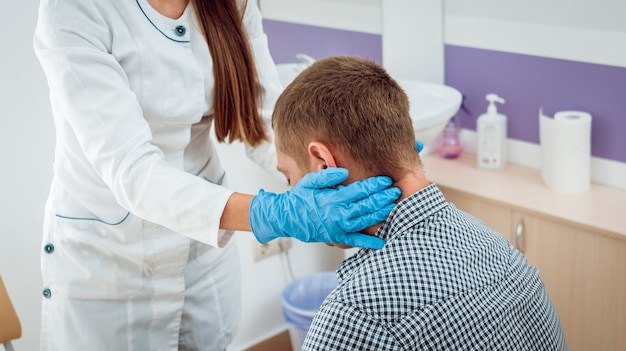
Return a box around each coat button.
[44,244,54,254]
[43,288,52,298]
[175,25,186,36]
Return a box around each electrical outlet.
[251,238,292,262]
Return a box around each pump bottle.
[477,94,506,169]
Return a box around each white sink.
[275,63,462,145]
[275,54,317,87]
[275,63,308,88]
[396,79,463,144]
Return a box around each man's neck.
[362,169,430,236]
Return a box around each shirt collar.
[377,183,448,241]
[337,183,448,282]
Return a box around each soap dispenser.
[477,94,507,169]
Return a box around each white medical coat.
[34,0,284,349]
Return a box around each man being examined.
[271,56,566,350]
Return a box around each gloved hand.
[416,140,424,153]
[249,168,401,249]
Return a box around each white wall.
[1,3,343,351]
[1,2,55,351]
[445,0,626,33]
[262,0,626,35]
[259,0,381,34]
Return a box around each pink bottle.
[436,117,463,159]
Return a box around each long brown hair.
[192,0,268,146]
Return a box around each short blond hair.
[272,56,420,178]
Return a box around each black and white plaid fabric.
[302,184,567,350]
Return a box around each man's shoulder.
[330,259,435,322]
[332,217,517,321]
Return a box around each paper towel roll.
[539,110,592,194]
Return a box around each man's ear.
[307,142,337,171]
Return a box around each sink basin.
[275,63,308,88]
[396,79,463,144]
[275,54,317,87]
[274,63,462,145]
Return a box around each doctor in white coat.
[33,0,401,349]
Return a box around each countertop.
[422,153,626,239]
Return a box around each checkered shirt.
[302,184,567,351]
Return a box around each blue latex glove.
[249,168,401,249]
[416,140,424,153]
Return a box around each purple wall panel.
[446,45,626,163]
[263,19,382,64]
[262,20,626,163]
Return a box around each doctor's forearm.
[220,192,253,232]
